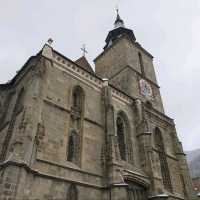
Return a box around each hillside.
[186,149,200,178]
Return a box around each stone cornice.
[36,158,103,178]
[44,98,104,129]
[46,49,176,123]
[52,52,103,90]
[84,117,104,129]
[149,193,184,200]
[136,132,152,137]
[109,65,160,89]
[52,51,134,105]
[0,44,174,126]
[153,148,178,161]
[53,49,98,79]
[127,65,160,88]
[44,98,71,113]
[0,160,105,189]
[145,107,174,127]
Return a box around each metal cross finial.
[81,44,88,56]
[116,5,119,15]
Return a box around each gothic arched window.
[67,184,78,200]
[155,127,172,192]
[116,112,133,163]
[67,130,79,163]
[67,86,85,165]
[67,134,75,162]
[155,127,164,151]
[72,86,84,112]
[138,52,145,76]
[117,116,126,161]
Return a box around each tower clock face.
[139,79,153,98]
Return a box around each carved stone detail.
[35,123,45,152]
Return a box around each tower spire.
[114,8,125,29]
[102,8,136,49]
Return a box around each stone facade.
[0,14,197,200]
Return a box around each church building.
[0,11,197,200]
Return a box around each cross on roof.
[81,44,88,56]
[116,5,119,15]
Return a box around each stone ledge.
[0,160,105,189]
[36,158,103,178]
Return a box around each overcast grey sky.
[0,0,199,151]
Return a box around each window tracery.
[72,86,84,113]
[155,127,172,192]
[117,116,126,161]
[67,86,84,165]
[116,112,133,163]
[67,130,79,162]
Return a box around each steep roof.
[75,56,94,73]
[104,27,136,49]
[103,10,136,50]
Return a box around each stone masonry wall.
[0,43,196,199]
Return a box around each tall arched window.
[155,128,164,151]
[138,52,145,77]
[117,116,126,161]
[67,130,79,162]
[155,127,172,192]
[116,112,133,163]
[67,184,78,200]
[72,86,84,112]
[67,86,85,165]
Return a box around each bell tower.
[94,11,164,112]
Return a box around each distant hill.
[186,149,200,178]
